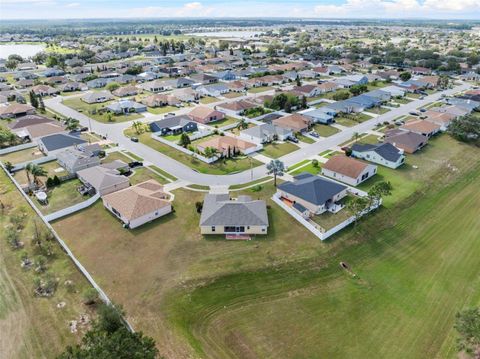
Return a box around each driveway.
[45,83,470,186]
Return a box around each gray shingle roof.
[278,173,347,206]
[39,133,87,151]
[352,142,403,162]
[200,194,268,227]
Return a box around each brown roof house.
[77,164,130,196]
[196,135,259,156]
[188,106,225,124]
[272,114,312,133]
[142,94,181,107]
[0,103,35,119]
[217,99,257,116]
[322,155,377,186]
[384,129,428,154]
[102,180,172,229]
[401,119,441,138]
[112,85,140,97]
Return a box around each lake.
[186,31,262,39]
[0,43,46,59]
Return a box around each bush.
[46,177,55,188]
[53,175,61,186]
[312,159,319,167]
[195,201,203,213]
[82,287,99,305]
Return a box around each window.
[211,226,215,232]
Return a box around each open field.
[124,128,262,175]
[51,133,480,358]
[260,142,298,158]
[0,169,93,359]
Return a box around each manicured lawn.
[290,161,321,176]
[313,124,341,137]
[341,134,380,146]
[199,96,219,104]
[62,97,143,123]
[393,97,412,104]
[124,151,143,161]
[210,116,239,128]
[0,170,93,359]
[12,160,67,186]
[367,107,390,115]
[147,106,178,115]
[248,86,273,94]
[37,179,89,215]
[335,116,359,127]
[296,133,316,144]
[149,165,177,181]
[0,147,44,164]
[103,151,132,164]
[164,133,183,143]
[223,92,243,99]
[124,128,262,175]
[129,166,169,185]
[408,93,422,99]
[260,142,298,158]
[229,176,272,190]
[287,159,310,172]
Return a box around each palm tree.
[26,163,47,187]
[266,159,285,187]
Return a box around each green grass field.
[147,105,178,115]
[260,142,298,158]
[248,86,273,94]
[62,97,143,123]
[313,124,341,137]
[0,147,45,164]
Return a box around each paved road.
[45,83,469,186]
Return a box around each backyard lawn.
[37,179,88,215]
[199,96,219,104]
[62,97,143,123]
[102,150,132,164]
[0,147,45,164]
[210,116,239,128]
[260,142,298,158]
[124,128,262,175]
[12,160,67,186]
[313,124,340,137]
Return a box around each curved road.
[45,83,469,186]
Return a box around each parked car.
[129,161,143,168]
[420,108,426,112]
[310,131,320,138]
[131,137,139,142]
[289,136,299,143]
[409,111,419,116]
[79,126,89,132]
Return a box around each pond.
[0,43,45,59]
[185,31,262,39]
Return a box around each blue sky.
[1,0,479,20]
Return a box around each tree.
[296,76,301,87]
[0,127,18,148]
[178,133,191,148]
[105,112,114,122]
[346,196,370,225]
[349,84,367,96]
[105,82,120,92]
[132,121,144,135]
[399,72,412,82]
[455,307,480,357]
[26,163,47,187]
[45,55,59,68]
[237,119,248,130]
[203,146,218,159]
[65,118,79,131]
[448,115,480,146]
[4,161,14,173]
[57,303,158,359]
[266,159,285,187]
[5,59,19,70]
[367,181,393,207]
[29,91,39,108]
[332,90,350,101]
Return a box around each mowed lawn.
[260,142,298,158]
[165,145,480,359]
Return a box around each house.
[37,133,87,155]
[199,193,268,235]
[102,180,172,229]
[142,94,181,107]
[240,123,292,144]
[272,114,311,133]
[150,115,198,135]
[31,85,59,97]
[292,85,322,98]
[77,164,130,196]
[140,79,173,92]
[189,73,217,85]
[196,83,229,97]
[351,142,405,169]
[380,85,406,98]
[172,88,199,102]
[317,82,339,93]
[322,155,377,186]
[217,100,257,115]
[423,110,456,131]
[106,100,146,114]
[384,129,428,154]
[56,146,101,173]
[277,173,348,215]
[411,67,431,75]
[59,82,87,92]
[112,85,139,97]
[417,76,439,88]
[0,103,35,119]
[13,121,66,140]
[196,135,259,156]
[227,80,247,92]
[7,114,52,131]
[188,106,225,124]
[401,120,441,138]
[300,108,335,124]
[81,90,113,104]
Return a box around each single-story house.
[59,82,87,92]
[380,85,406,98]
[322,155,377,186]
[277,173,348,215]
[292,85,323,98]
[317,82,340,93]
[189,73,218,85]
[172,88,200,102]
[150,115,198,135]
[106,100,147,114]
[81,90,113,104]
[56,146,101,173]
[188,106,225,124]
[351,142,405,169]
[37,133,87,155]
[142,94,181,107]
[31,85,59,97]
[423,110,456,130]
[199,193,268,235]
[240,123,292,144]
[102,180,172,229]
[196,83,230,97]
[0,103,35,119]
[384,129,428,154]
[196,135,259,156]
[217,100,257,116]
[112,85,139,97]
[14,121,66,140]
[7,114,52,130]
[401,120,441,138]
[272,114,312,133]
[300,108,335,124]
[77,164,130,196]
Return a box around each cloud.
[65,2,80,7]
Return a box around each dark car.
[129,161,143,168]
[79,126,89,132]
[289,136,299,143]
[409,111,419,116]
[130,137,139,142]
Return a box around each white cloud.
[65,2,80,7]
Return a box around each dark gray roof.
[293,202,308,213]
[150,115,197,132]
[200,194,269,227]
[352,142,403,162]
[278,173,347,206]
[39,133,87,151]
